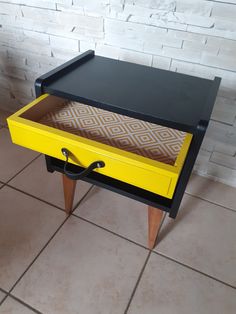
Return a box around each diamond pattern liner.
[39,101,187,165]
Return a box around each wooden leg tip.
[62,174,77,215]
[148,206,163,250]
[148,240,156,250]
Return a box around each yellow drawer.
[7,94,192,199]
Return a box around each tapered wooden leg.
[148,206,164,249]
[62,174,77,215]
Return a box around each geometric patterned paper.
[39,101,187,166]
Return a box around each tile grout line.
[73,203,164,252]
[0,153,41,192]
[1,159,235,298]
[153,251,236,290]
[6,180,235,229]
[7,182,235,223]
[124,251,151,314]
[0,187,95,311]
[0,295,43,314]
[0,153,41,190]
[5,182,94,214]
[73,210,236,290]
[72,185,94,212]
[73,185,96,209]
[72,212,149,251]
[5,179,93,215]
[185,191,236,214]
[2,180,235,293]
[5,154,42,185]
[72,184,96,210]
[0,287,7,294]
[2,184,94,298]
[5,183,66,212]
[0,186,111,312]
[0,212,70,306]
[124,213,167,314]
[10,294,44,314]
[72,186,150,250]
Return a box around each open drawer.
[7,94,192,199]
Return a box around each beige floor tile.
[13,216,148,314]
[10,155,92,209]
[0,109,11,127]
[155,194,236,286]
[75,186,148,246]
[0,128,39,182]
[128,253,236,314]
[186,173,236,211]
[0,297,36,314]
[0,291,6,303]
[0,186,66,291]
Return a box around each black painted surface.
[36,51,221,218]
[46,156,172,213]
[42,54,220,133]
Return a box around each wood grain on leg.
[62,174,77,215]
[148,206,164,249]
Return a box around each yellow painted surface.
[7,94,193,198]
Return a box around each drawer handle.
[61,148,105,180]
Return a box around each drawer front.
[7,94,192,199]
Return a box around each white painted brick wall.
[49,35,79,51]
[0,0,236,187]
[152,55,171,70]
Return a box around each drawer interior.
[20,95,188,167]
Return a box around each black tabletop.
[40,51,220,133]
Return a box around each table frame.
[35,50,220,218]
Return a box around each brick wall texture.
[0,0,236,186]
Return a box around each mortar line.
[0,287,7,294]
[72,212,149,250]
[153,251,236,290]
[0,294,43,314]
[3,184,95,296]
[0,216,69,307]
[124,251,151,314]
[5,183,65,212]
[5,154,41,185]
[185,191,236,213]
[2,182,235,291]
[123,212,167,313]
